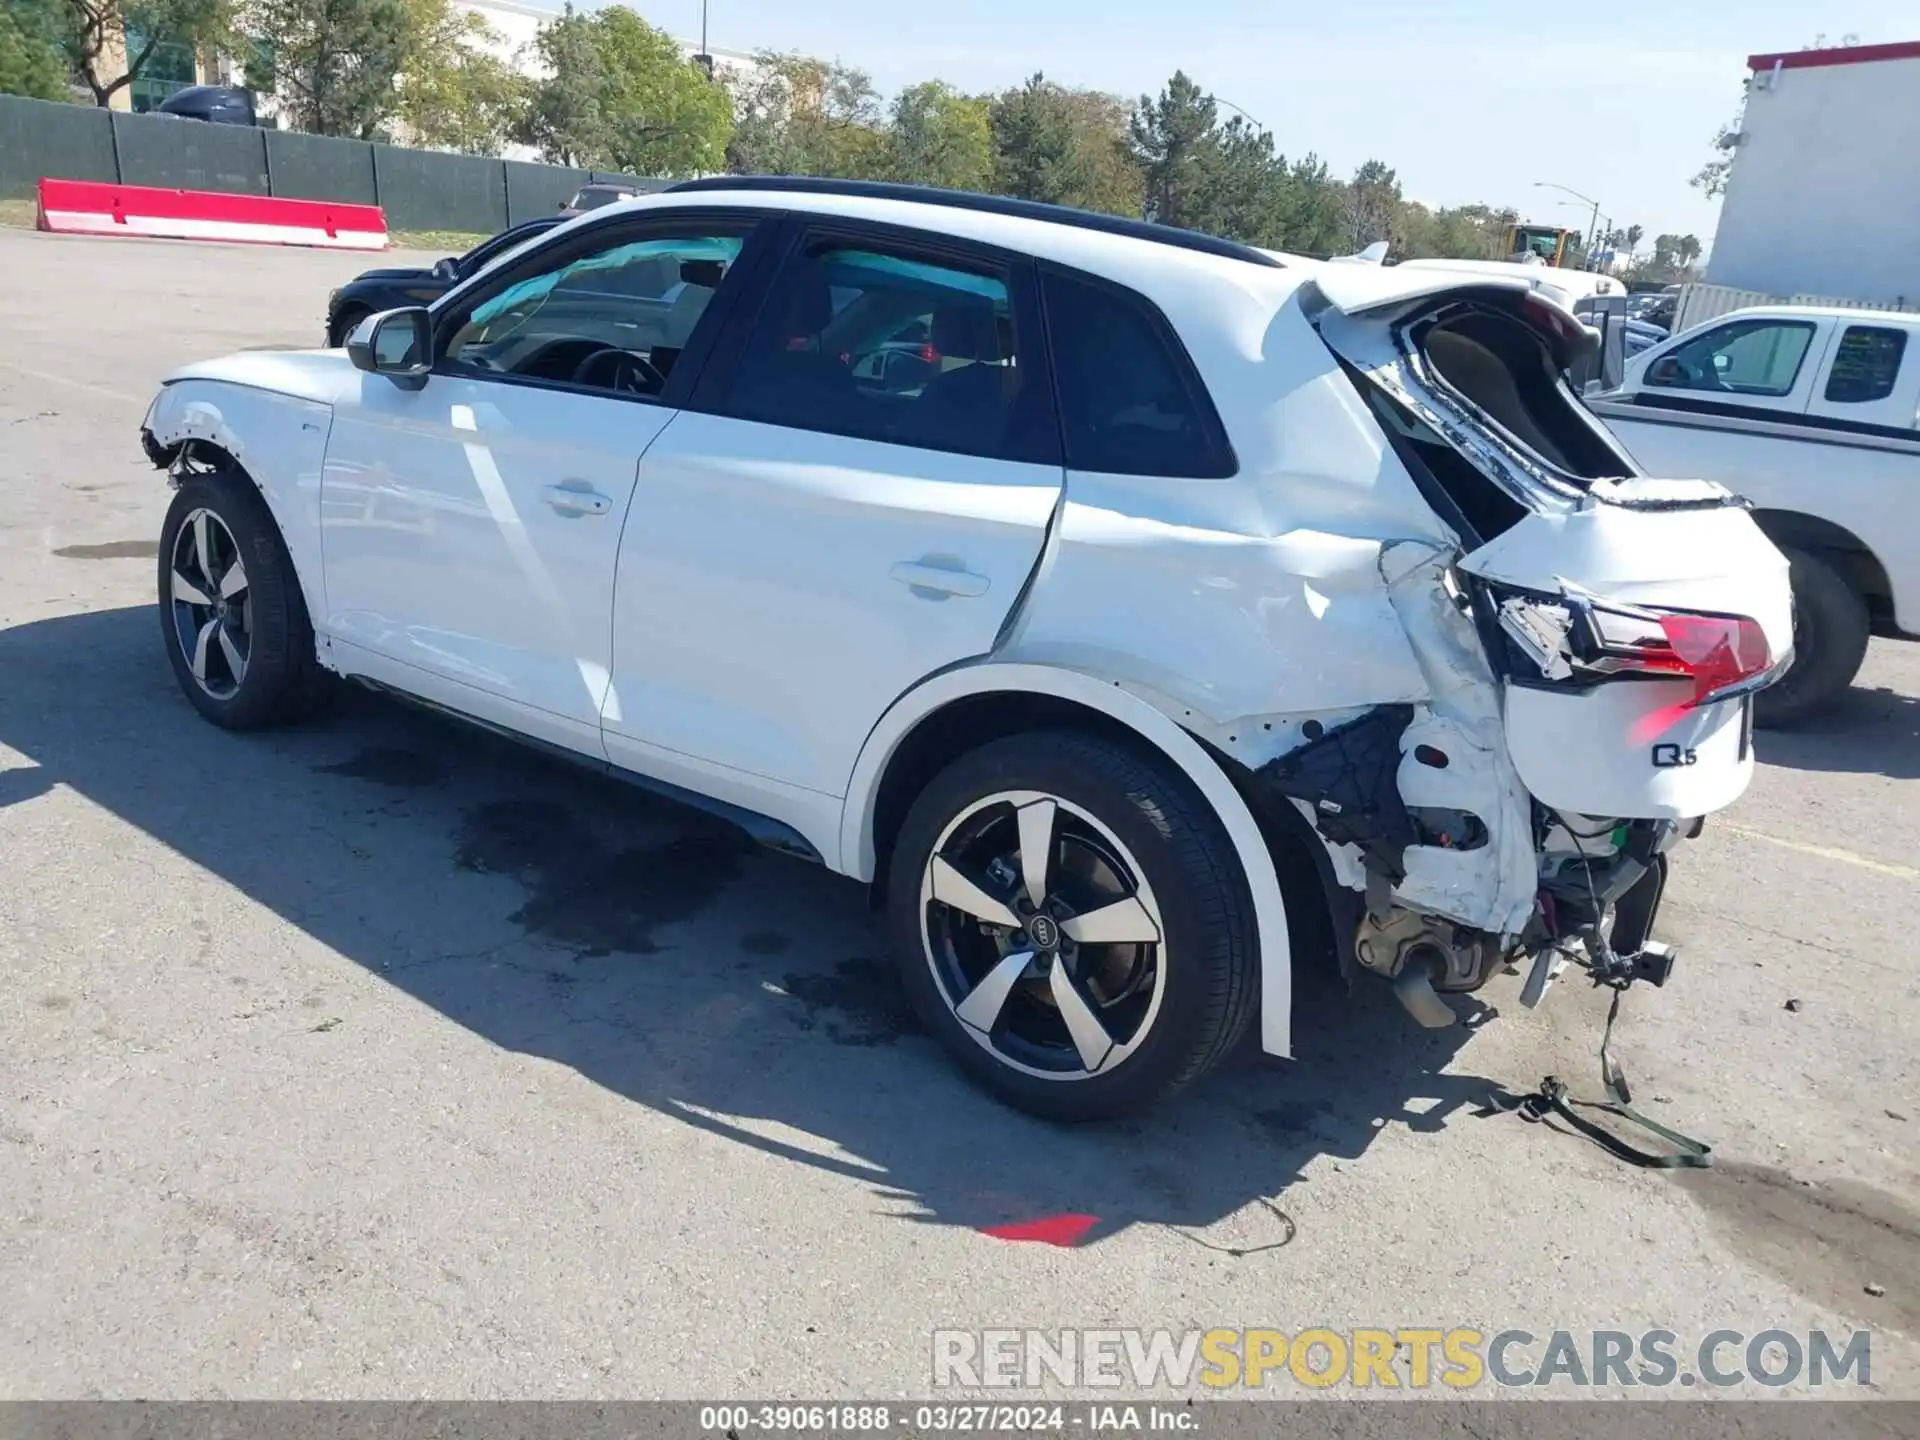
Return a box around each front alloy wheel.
[922,790,1167,1080]
[157,464,327,729]
[168,507,252,699]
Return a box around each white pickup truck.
[1589,304,1919,724]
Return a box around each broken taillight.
[1657,612,1773,704]
[1495,587,1781,710]
[1585,606,1774,708]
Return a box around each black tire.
[158,466,329,730]
[1757,546,1870,729]
[885,730,1261,1121]
[328,306,369,349]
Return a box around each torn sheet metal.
[1379,539,1541,938]
[999,503,1431,740]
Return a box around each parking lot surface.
[1,228,1916,1399]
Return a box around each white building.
[455,0,761,89]
[1707,39,1920,306]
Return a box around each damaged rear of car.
[1265,273,1791,1025]
[992,250,1793,1079]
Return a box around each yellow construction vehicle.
[1504,223,1582,267]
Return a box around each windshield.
[1511,228,1565,262]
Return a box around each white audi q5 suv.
[140,177,1792,1119]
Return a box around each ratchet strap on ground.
[1488,987,1714,1170]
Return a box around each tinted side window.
[1824,325,1907,404]
[722,236,1052,463]
[1646,319,1815,398]
[1041,268,1234,478]
[442,230,746,397]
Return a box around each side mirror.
[346,308,432,389]
[432,256,459,282]
[1646,355,1681,386]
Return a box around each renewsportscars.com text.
[931,1327,1873,1391]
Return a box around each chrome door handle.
[542,483,611,517]
[890,561,989,599]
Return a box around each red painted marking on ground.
[979,1214,1100,1247]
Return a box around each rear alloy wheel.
[158,466,328,729]
[887,732,1259,1120]
[922,789,1168,1080]
[1757,546,1870,729]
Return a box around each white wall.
[1708,52,1920,305]
[454,0,760,87]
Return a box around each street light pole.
[1209,96,1269,133]
[1534,180,1602,267]
[693,0,714,78]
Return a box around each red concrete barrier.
[36,178,389,251]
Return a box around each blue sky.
[597,2,1915,254]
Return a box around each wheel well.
[869,691,1144,898]
[1751,509,1894,620]
[144,433,243,477]
[329,304,370,345]
[865,691,1341,979]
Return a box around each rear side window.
[721,235,1056,465]
[1824,325,1907,404]
[1646,319,1815,397]
[1040,268,1235,478]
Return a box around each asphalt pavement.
[0,227,1915,1400]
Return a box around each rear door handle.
[542,483,611,517]
[890,561,990,599]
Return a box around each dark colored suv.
[325,216,564,347]
[155,85,259,126]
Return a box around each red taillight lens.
[1655,612,1772,706]
[1587,605,1772,707]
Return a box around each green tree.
[588,5,729,175]
[65,0,232,108]
[1188,115,1284,244]
[987,73,1143,217]
[1343,158,1400,250]
[1640,232,1704,282]
[241,0,412,137]
[0,0,71,99]
[394,0,526,155]
[1129,70,1215,228]
[516,3,603,166]
[520,5,730,174]
[887,80,992,190]
[727,51,887,178]
[1269,154,1349,256]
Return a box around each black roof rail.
[664,175,1284,269]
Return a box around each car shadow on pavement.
[1754,683,1920,781]
[0,604,1519,1248]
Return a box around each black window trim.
[455,216,562,276]
[1823,323,1909,405]
[1644,316,1820,400]
[1034,259,1239,480]
[690,212,1063,468]
[428,204,784,411]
